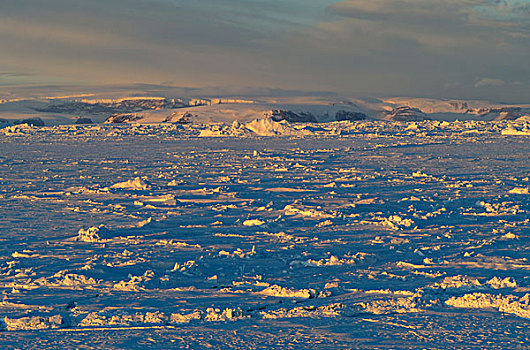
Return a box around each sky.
[1,0,530,101]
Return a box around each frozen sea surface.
[1,121,529,349]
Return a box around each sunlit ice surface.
[0,121,529,349]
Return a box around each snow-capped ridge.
[2,94,530,126]
[267,109,366,123]
[386,106,429,121]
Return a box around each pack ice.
[1,96,530,348]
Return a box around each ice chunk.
[243,219,265,227]
[508,187,529,194]
[77,225,108,242]
[110,177,151,190]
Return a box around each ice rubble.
[46,271,98,287]
[77,225,107,242]
[501,126,530,135]
[3,287,529,332]
[446,293,530,319]
[429,275,517,291]
[78,311,167,327]
[301,253,374,267]
[113,271,154,292]
[59,307,246,329]
[258,285,316,299]
[198,119,318,137]
[2,315,63,331]
[1,114,530,139]
[75,222,148,243]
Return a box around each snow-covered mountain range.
[1,94,529,127]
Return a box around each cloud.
[286,0,530,100]
[474,78,506,88]
[0,1,288,86]
[0,0,529,102]
[326,0,530,50]
[0,1,340,84]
